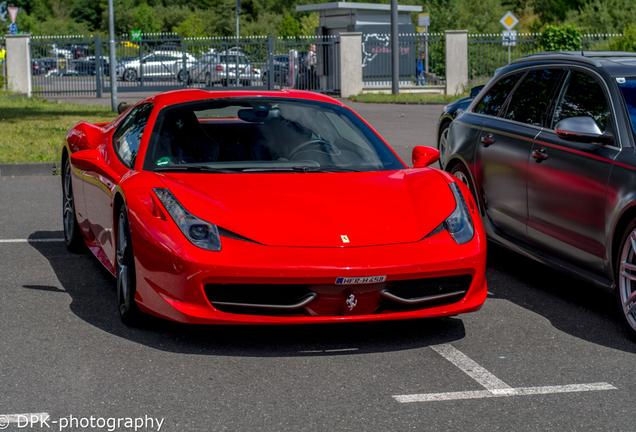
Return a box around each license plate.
[335,276,387,285]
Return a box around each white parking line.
[0,238,64,243]
[393,344,617,403]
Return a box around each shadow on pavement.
[28,230,466,357]
[486,241,636,352]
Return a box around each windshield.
[618,78,636,139]
[143,98,404,173]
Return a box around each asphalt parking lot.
[1,101,636,431]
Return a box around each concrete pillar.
[5,34,31,97]
[339,32,362,98]
[445,30,468,96]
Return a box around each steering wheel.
[288,139,340,159]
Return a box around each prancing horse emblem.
[346,294,358,311]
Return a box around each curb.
[0,162,61,177]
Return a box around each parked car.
[442,51,636,336]
[51,44,73,60]
[261,54,290,86]
[31,59,49,75]
[116,51,197,82]
[217,50,258,87]
[61,89,486,325]
[183,52,222,86]
[436,85,484,169]
[74,56,111,76]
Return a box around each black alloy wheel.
[116,205,142,325]
[615,220,636,338]
[62,158,85,252]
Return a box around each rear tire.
[615,220,636,338]
[205,72,212,87]
[116,205,143,325]
[62,157,85,252]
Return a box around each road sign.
[418,13,430,27]
[131,30,141,41]
[8,7,18,24]
[502,30,517,46]
[499,11,518,30]
[9,22,18,35]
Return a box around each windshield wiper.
[155,165,238,174]
[242,166,361,173]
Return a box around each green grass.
[350,91,470,104]
[0,93,118,164]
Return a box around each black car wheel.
[616,220,636,337]
[123,69,137,82]
[205,72,213,87]
[438,122,451,170]
[116,205,142,325]
[450,163,478,203]
[62,157,85,252]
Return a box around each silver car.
[116,51,196,82]
[184,52,222,86]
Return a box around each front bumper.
[129,208,487,324]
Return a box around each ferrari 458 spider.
[62,89,487,325]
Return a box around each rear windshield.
[143,98,404,173]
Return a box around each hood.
[157,170,456,248]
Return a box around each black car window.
[473,72,523,116]
[113,103,153,168]
[503,69,564,127]
[552,71,611,132]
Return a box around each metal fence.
[362,33,445,87]
[468,33,624,82]
[29,34,340,97]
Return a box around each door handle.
[481,134,494,147]
[532,148,549,162]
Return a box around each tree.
[133,3,161,33]
[609,24,636,51]
[173,15,205,38]
[278,13,299,38]
[539,24,582,50]
[299,12,318,36]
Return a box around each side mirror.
[470,85,485,98]
[555,117,613,145]
[70,149,121,182]
[412,146,440,168]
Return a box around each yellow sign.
[499,11,519,30]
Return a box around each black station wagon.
[442,51,636,337]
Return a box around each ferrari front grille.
[204,284,316,310]
[381,275,472,305]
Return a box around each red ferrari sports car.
[62,89,487,325]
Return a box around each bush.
[610,24,636,51]
[540,25,582,51]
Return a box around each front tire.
[123,68,137,82]
[450,163,478,204]
[62,157,85,252]
[116,205,142,325]
[438,122,450,170]
[615,220,636,337]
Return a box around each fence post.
[267,35,274,91]
[95,34,102,98]
[445,30,468,96]
[5,33,31,97]
[339,32,362,98]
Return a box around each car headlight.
[444,182,474,244]
[153,188,222,251]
